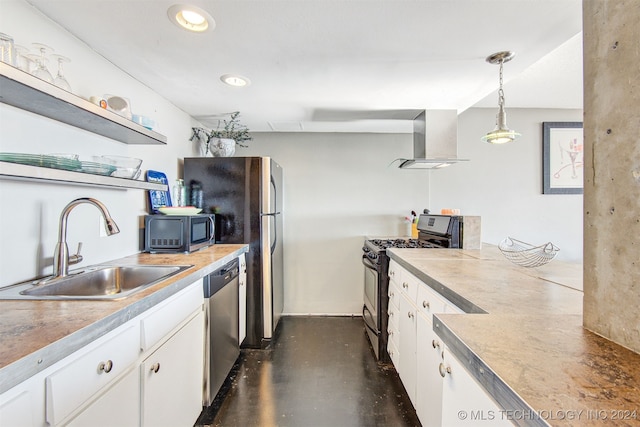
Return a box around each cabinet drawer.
[388,260,402,285]
[388,281,401,311]
[417,284,448,317]
[401,270,419,301]
[140,279,204,351]
[387,337,400,368]
[387,298,399,332]
[387,311,400,350]
[45,322,140,425]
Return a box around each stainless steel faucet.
[52,198,120,279]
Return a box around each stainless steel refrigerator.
[184,157,284,348]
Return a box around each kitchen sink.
[0,264,193,300]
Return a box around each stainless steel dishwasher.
[203,257,240,406]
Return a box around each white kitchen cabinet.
[399,292,417,405]
[0,375,40,427]
[441,350,513,426]
[141,308,204,427]
[387,280,401,367]
[0,277,206,427]
[416,310,445,426]
[238,253,247,345]
[45,323,140,425]
[388,259,506,427]
[66,367,140,427]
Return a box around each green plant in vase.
[190,111,252,157]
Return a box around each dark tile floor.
[195,316,420,427]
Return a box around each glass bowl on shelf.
[96,155,142,179]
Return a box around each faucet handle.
[69,242,83,265]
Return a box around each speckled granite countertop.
[0,244,248,394]
[387,246,640,427]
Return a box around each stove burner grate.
[369,238,442,249]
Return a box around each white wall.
[431,108,584,261]
[241,108,583,315]
[0,0,200,286]
[239,133,430,314]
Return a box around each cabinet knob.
[390,270,395,277]
[389,311,394,317]
[389,292,394,298]
[150,362,161,374]
[407,311,414,319]
[387,329,393,336]
[423,300,430,309]
[432,339,440,349]
[402,282,409,289]
[98,360,113,374]
[439,362,452,378]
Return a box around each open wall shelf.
[0,162,167,191]
[0,63,167,145]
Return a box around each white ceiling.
[26,0,584,133]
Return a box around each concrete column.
[583,0,640,353]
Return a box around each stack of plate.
[0,153,82,171]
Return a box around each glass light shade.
[482,102,520,144]
[481,128,521,144]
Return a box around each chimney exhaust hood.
[397,110,468,169]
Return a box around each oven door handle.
[362,304,379,335]
[361,255,378,271]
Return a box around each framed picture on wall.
[542,122,584,194]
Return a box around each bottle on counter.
[190,181,203,209]
[172,179,186,207]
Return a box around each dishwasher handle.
[203,258,240,297]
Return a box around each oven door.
[362,254,380,356]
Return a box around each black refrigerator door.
[185,157,262,348]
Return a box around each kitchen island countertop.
[387,245,640,427]
[0,244,248,394]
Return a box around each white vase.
[209,138,236,157]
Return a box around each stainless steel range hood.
[397,110,468,169]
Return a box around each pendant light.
[481,51,520,144]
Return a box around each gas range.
[362,214,463,362]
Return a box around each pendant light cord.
[498,59,505,109]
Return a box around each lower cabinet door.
[441,351,513,426]
[141,309,204,427]
[416,312,444,426]
[66,367,140,427]
[398,293,417,405]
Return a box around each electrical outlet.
[99,215,107,237]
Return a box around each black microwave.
[144,214,215,253]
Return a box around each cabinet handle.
[439,362,452,378]
[150,362,161,374]
[407,311,414,319]
[432,339,440,349]
[423,300,430,309]
[98,360,113,374]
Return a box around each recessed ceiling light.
[167,4,215,33]
[220,74,251,87]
